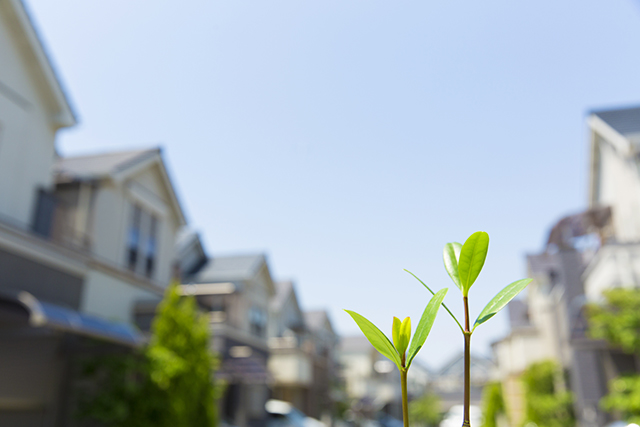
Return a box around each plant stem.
[401,369,409,427]
[463,296,471,427]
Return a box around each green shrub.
[521,361,574,427]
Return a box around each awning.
[0,290,144,347]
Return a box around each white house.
[493,105,640,427]
[0,2,190,425]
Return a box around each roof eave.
[10,0,77,128]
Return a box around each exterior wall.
[89,166,180,288]
[0,2,60,226]
[593,134,640,242]
[268,351,313,385]
[80,270,159,323]
[90,182,128,265]
[494,331,545,378]
[340,351,375,398]
[584,244,640,301]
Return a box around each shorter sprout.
[392,316,412,357]
[345,287,447,371]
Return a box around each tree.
[78,283,218,427]
[147,282,218,427]
[521,360,575,427]
[587,288,640,423]
[480,382,505,427]
[587,288,640,353]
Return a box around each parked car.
[265,400,326,427]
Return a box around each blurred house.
[182,253,275,427]
[493,105,640,427]
[304,309,339,421]
[268,282,339,421]
[0,2,188,426]
[269,281,313,412]
[430,352,494,413]
[338,336,431,419]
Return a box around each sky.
[27,0,640,369]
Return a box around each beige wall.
[0,3,60,225]
[268,352,313,386]
[81,270,158,323]
[593,134,640,242]
[584,244,640,301]
[88,165,180,288]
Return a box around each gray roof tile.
[592,106,640,137]
[192,254,266,283]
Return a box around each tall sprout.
[406,231,531,427]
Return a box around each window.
[127,205,142,271]
[126,204,160,278]
[249,306,267,337]
[145,215,158,278]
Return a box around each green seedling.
[406,231,532,427]
[345,288,448,427]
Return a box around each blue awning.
[0,290,144,347]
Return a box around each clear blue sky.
[27,0,640,368]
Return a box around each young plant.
[406,231,532,427]
[345,288,448,427]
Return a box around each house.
[182,253,276,427]
[303,309,339,421]
[493,105,640,427]
[0,1,189,424]
[52,148,187,324]
[268,281,314,413]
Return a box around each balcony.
[31,189,91,251]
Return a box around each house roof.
[5,0,76,128]
[192,254,268,283]
[339,335,373,353]
[304,310,335,335]
[271,281,294,310]
[592,106,640,137]
[54,148,186,225]
[54,149,158,181]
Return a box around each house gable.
[0,0,75,129]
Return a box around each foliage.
[147,282,218,427]
[407,231,531,427]
[344,287,447,371]
[345,287,447,427]
[601,375,640,424]
[587,288,640,422]
[521,360,574,427]
[409,393,442,427]
[78,283,218,427]
[587,288,640,353]
[76,350,161,426]
[480,382,505,427]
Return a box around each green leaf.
[404,269,464,333]
[392,317,402,351]
[345,310,402,368]
[443,242,463,291]
[458,231,490,295]
[407,288,448,368]
[473,278,532,331]
[397,317,411,355]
